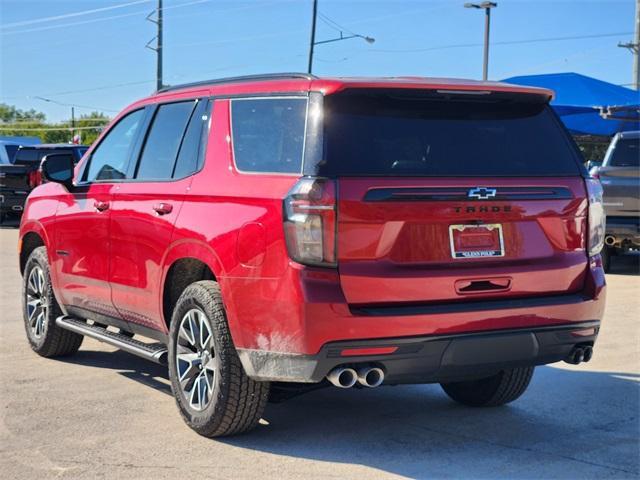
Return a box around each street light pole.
[464,2,498,81]
[307,0,375,74]
[308,0,318,74]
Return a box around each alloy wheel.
[175,308,216,411]
[26,266,48,339]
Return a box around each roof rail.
[156,72,317,93]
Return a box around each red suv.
[19,74,606,437]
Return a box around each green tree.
[0,103,46,123]
[75,111,110,146]
[0,103,111,146]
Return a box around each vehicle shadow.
[0,217,20,229]
[57,349,172,395]
[608,251,640,276]
[230,367,639,479]
[56,348,639,477]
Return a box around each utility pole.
[308,0,318,74]
[146,0,163,91]
[464,2,497,81]
[618,0,639,90]
[71,107,75,142]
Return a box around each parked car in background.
[0,144,87,223]
[590,131,640,272]
[19,74,606,437]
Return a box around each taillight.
[283,177,336,267]
[586,178,605,257]
[27,170,43,188]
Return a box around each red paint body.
[19,76,605,365]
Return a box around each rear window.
[4,145,19,163]
[231,97,307,174]
[318,92,581,177]
[14,149,43,164]
[610,138,639,167]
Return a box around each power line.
[0,80,154,101]
[0,0,152,29]
[2,117,111,125]
[0,125,106,132]
[370,31,634,54]
[317,12,357,37]
[29,97,119,113]
[1,0,211,36]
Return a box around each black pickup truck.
[0,144,87,222]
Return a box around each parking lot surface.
[0,224,638,479]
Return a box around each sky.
[0,0,636,123]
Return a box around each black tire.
[441,367,534,407]
[168,280,269,437]
[601,245,612,273]
[22,246,83,357]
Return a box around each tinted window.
[136,101,195,180]
[14,149,42,164]
[85,109,144,181]
[231,98,307,174]
[318,93,581,177]
[610,138,639,167]
[74,147,88,162]
[4,145,19,163]
[173,100,208,179]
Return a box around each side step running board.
[56,316,168,365]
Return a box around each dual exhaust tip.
[565,345,594,365]
[326,366,384,388]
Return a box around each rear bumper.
[0,192,27,214]
[606,218,640,247]
[238,320,600,383]
[235,255,606,383]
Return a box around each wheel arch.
[160,240,239,341]
[20,230,46,275]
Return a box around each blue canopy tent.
[502,73,640,136]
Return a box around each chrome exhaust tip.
[356,367,384,388]
[604,235,616,246]
[326,367,358,388]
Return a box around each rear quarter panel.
[166,99,301,349]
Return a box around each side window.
[85,109,144,182]
[231,97,307,174]
[135,101,195,180]
[172,100,209,179]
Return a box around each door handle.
[94,200,109,212]
[153,203,173,215]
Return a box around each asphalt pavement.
[0,222,638,479]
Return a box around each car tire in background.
[22,246,83,357]
[601,245,612,273]
[168,280,270,437]
[440,366,534,407]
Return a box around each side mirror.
[41,153,75,189]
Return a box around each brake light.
[27,169,43,188]
[586,178,605,257]
[283,177,336,267]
